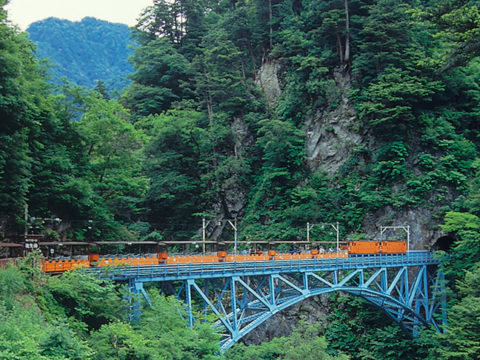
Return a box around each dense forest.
[1,0,480,358]
[27,17,134,93]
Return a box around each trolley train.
[36,240,407,273]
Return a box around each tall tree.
[0,2,35,227]
[354,0,444,133]
[193,27,249,118]
[142,108,209,239]
[124,37,190,117]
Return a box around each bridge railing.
[89,251,440,280]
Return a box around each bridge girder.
[126,264,445,353]
[94,253,446,353]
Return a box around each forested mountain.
[27,17,134,93]
[2,0,480,358]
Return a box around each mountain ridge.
[27,16,134,93]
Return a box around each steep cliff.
[305,69,363,176]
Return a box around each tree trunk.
[99,155,111,183]
[87,143,95,156]
[248,43,257,71]
[203,69,214,121]
[269,0,273,49]
[240,61,247,83]
[337,31,344,64]
[344,0,350,64]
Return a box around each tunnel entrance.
[432,235,456,252]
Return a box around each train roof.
[33,239,350,248]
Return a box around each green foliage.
[3,0,480,357]
[0,265,27,310]
[353,0,444,135]
[0,5,37,227]
[86,290,220,360]
[325,294,429,360]
[133,290,220,359]
[372,142,409,184]
[257,118,305,173]
[357,67,442,127]
[226,322,348,360]
[423,198,480,358]
[39,322,93,360]
[42,270,123,331]
[434,2,480,68]
[441,211,480,233]
[89,322,152,360]
[142,107,210,239]
[193,27,251,116]
[75,91,149,228]
[0,259,220,360]
[0,302,50,359]
[438,211,480,282]
[428,266,480,360]
[0,260,96,359]
[125,37,190,116]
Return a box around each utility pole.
[336,221,340,253]
[407,225,410,251]
[380,225,411,251]
[308,221,340,252]
[227,219,238,257]
[324,222,340,253]
[24,204,28,240]
[306,222,315,242]
[202,218,212,255]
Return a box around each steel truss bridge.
[89,251,446,353]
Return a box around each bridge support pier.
[125,279,151,321]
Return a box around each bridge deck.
[88,251,439,281]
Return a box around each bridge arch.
[93,252,446,353]
[167,262,446,352]
[217,286,429,351]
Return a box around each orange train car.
[344,241,407,254]
[379,241,407,253]
[346,241,379,254]
[40,240,407,273]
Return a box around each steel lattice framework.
[89,251,446,353]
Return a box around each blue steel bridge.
[88,250,446,353]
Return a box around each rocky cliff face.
[363,205,443,249]
[304,69,364,176]
[204,118,255,240]
[242,295,332,345]
[255,60,282,108]
[256,62,365,176]
[208,61,446,340]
